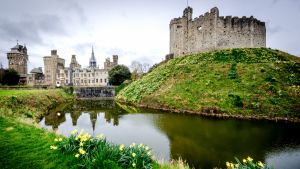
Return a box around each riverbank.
[0,90,191,168]
[116,47,300,122]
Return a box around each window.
[81,80,83,83]
[96,79,98,83]
[105,79,106,83]
[96,73,98,76]
[74,74,75,77]
[66,80,68,83]
[92,80,95,83]
[100,79,102,83]
[89,74,90,77]
[81,74,83,77]
[84,74,86,77]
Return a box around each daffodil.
[132,153,136,157]
[226,162,230,167]
[79,142,83,146]
[100,134,104,138]
[75,154,79,158]
[50,146,53,149]
[92,159,96,162]
[129,145,132,148]
[235,164,239,168]
[132,163,136,167]
[52,146,57,150]
[96,136,99,139]
[243,159,247,163]
[230,163,234,168]
[247,156,253,162]
[258,161,264,167]
[145,146,149,150]
[75,137,78,140]
[59,138,62,141]
[147,152,151,155]
[132,143,135,146]
[90,139,93,141]
[54,138,58,142]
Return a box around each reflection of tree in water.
[44,111,66,130]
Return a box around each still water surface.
[40,100,300,169]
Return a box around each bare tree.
[141,63,150,73]
[0,62,5,84]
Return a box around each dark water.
[40,100,300,169]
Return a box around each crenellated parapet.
[169,6,266,57]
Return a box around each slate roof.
[30,68,43,74]
[7,51,24,54]
[11,45,20,49]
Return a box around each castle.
[167,7,266,58]
[6,42,28,74]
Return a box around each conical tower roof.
[89,46,97,68]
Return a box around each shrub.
[50,130,154,169]
[69,86,74,95]
[230,62,237,70]
[228,94,243,107]
[42,86,47,89]
[252,102,260,109]
[269,98,277,105]
[226,156,274,169]
[260,69,266,72]
[108,65,131,85]
[228,71,239,79]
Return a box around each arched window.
[100,79,102,83]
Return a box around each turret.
[183,6,193,20]
[113,55,118,66]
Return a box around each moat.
[40,100,300,169]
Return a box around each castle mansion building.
[56,48,118,87]
[169,7,266,57]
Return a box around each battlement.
[51,50,57,55]
[169,6,266,57]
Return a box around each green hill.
[116,47,300,117]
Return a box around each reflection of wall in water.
[45,111,66,130]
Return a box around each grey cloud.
[105,48,124,57]
[0,14,68,46]
[62,0,87,24]
[133,56,154,66]
[73,43,96,55]
[265,20,282,35]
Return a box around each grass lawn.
[0,116,74,168]
[0,85,32,88]
[0,90,46,97]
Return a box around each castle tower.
[43,50,65,86]
[169,7,266,58]
[7,42,28,75]
[89,47,97,68]
[70,55,81,68]
[113,55,118,67]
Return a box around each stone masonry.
[169,7,266,57]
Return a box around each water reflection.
[40,100,300,169]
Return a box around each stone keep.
[43,50,65,86]
[7,43,28,75]
[169,7,266,57]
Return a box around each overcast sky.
[0,0,299,73]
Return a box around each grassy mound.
[116,47,300,117]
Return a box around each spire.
[89,46,97,68]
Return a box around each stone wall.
[73,87,114,98]
[170,7,266,57]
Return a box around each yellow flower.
[53,146,57,150]
[132,163,136,167]
[235,164,239,168]
[74,129,78,133]
[100,134,104,138]
[258,161,264,167]
[78,135,82,138]
[147,152,151,155]
[79,148,83,153]
[90,139,93,141]
[88,135,91,138]
[54,138,58,142]
[133,143,135,146]
[59,138,62,141]
[81,129,84,132]
[226,162,230,167]
[92,159,96,162]
[50,146,53,149]
[119,144,125,151]
[81,151,86,154]
[132,153,136,157]
[145,146,149,150]
[75,154,79,158]
[75,137,78,140]
[96,136,99,139]
[71,131,75,135]
[230,163,234,168]
[129,145,132,148]
[243,159,247,163]
[80,132,83,135]
[247,156,253,162]
[79,142,83,146]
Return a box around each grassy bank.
[0,90,42,97]
[116,47,300,118]
[0,90,191,168]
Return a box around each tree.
[2,68,20,85]
[129,61,150,80]
[108,64,131,85]
[0,62,5,84]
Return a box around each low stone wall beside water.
[74,87,114,98]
